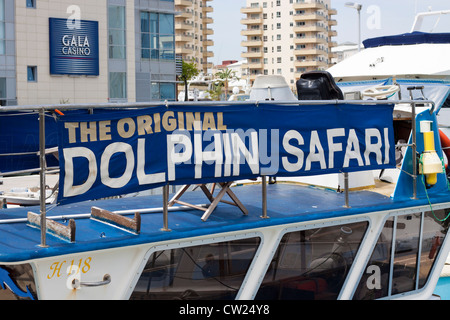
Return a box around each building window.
[151,82,175,101]
[109,72,127,99]
[108,5,126,59]
[26,0,36,8]
[27,66,37,82]
[0,0,4,54]
[141,12,175,61]
[0,77,6,104]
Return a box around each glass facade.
[108,5,126,59]
[141,12,175,61]
[151,82,176,101]
[109,72,127,99]
[0,0,4,55]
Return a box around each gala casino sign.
[49,17,99,76]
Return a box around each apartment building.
[241,0,337,89]
[175,0,214,73]
[0,0,178,106]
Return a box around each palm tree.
[215,68,237,101]
[178,59,200,101]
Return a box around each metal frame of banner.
[0,99,431,243]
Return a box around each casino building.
[0,0,192,106]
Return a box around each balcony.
[294,59,328,67]
[293,25,327,33]
[293,2,326,10]
[176,46,193,55]
[203,50,214,58]
[241,6,263,14]
[241,28,263,36]
[328,40,338,47]
[203,62,214,69]
[175,34,193,42]
[293,36,328,44]
[246,61,264,69]
[175,0,192,7]
[202,6,213,13]
[293,13,326,21]
[203,17,213,24]
[293,48,327,56]
[241,17,263,25]
[241,51,263,58]
[241,40,263,47]
[175,10,192,19]
[203,28,214,35]
[175,21,193,30]
[328,19,338,26]
[329,8,337,15]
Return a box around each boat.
[327,10,450,299]
[178,74,213,101]
[0,81,448,302]
[248,75,297,101]
[0,187,56,207]
[0,12,450,303]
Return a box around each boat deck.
[0,181,447,263]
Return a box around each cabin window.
[353,209,448,300]
[254,221,369,300]
[129,237,261,300]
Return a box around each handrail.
[1,99,434,246]
[0,99,437,112]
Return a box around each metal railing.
[0,99,434,247]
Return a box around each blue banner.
[56,103,395,204]
[49,18,99,76]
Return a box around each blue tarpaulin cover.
[363,32,450,48]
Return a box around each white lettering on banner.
[62,126,392,198]
[100,143,135,189]
[137,139,166,185]
[194,131,223,179]
[63,147,97,197]
[343,129,364,167]
[282,130,304,172]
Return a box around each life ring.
[362,85,400,99]
[439,129,450,173]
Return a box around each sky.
[210,0,450,65]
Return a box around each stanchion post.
[261,176,269,219]
[161,185,171,232]
[39,108,48,247]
